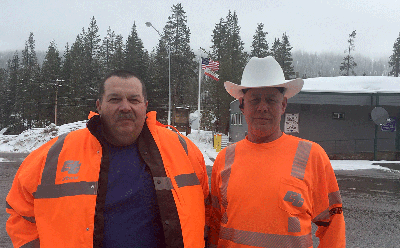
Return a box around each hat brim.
[224,78,304,99]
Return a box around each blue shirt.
[103,142,164,248]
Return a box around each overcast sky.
[1,0,399,59]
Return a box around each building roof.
[300,76,400,94]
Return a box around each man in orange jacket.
[6,70,209,248]
[207,57,345,247]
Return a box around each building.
[229,76,400,160]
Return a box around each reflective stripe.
[154,177,173,190]
[22,216,36,223]
[291,141,312,180]
[288,217,301,233]
[329,191,342,205]
[220,144,236,226]
[154,174,200,191]
[220,226,312,248]
[221,144,236,209]
[34,181,98,199]
[221,212,228,224]
[175,173,200,187]
[41,133,68,185]
[177,134,188,155]
[211,194,220,211]
[312,208,330,223]
[21,239,40,248]
[312,191,343,223]
[34,133,99,199]
[7,201,36,223]
[314,221,330,227]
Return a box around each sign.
[284,113,299,133]
[381,117,396,132]
[214,134,222,152]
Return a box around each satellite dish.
[371,107,389,125]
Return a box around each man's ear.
[96,99,101,113]
[281,97,288,113]
[239,98,244,110]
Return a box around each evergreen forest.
[1,4,399,134]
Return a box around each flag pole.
[197,56,202,130]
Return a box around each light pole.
[54,79,64,126]
[146,22,171,126]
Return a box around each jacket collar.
[86,111,158,146]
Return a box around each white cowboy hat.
[224,56,304,99]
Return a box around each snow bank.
[0,121,87,153]
[1,120,398,171]
[330,160,391,171]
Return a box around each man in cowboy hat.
[206,56,345,247]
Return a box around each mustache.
[116,112,135,120]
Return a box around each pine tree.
[20,32,41,130]
[60,43,72,85]
[124,23,149,82]
[60,39,92,124]
[59,43,76,124]
[0,68,8,129]
[82,17,101,105]
[41,40,62,124]
[99,27,117,76]
[389,32,400,77]
[250,23,270,58]
[271,38,282,63]
[66,17,102,121]
[3,53,20,133]
[209,10,247,133]
[148,39,170,123]
[112,35,125,71]
[280,33,295,79]
[270,34,295,79]
[162,3,197,125]
[66,33,87,120]
[340,30,357,76]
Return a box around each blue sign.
[381,117,396,132]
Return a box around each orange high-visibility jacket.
[207,133,345,248]
[6,111,209,248]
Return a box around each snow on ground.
[329,160,391,171]
[0,120,397,171]
[0,121,87,153]
[187,130,219,166]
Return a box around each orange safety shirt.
[6,111,209,248]
[207,133,345,248]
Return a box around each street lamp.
[146,21,171,126]
[54,79,64,126]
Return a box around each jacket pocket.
[278,177,311,215]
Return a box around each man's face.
[241,87,287,143]
[96,76,148,146]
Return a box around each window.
[237,113,243,125]
[230,113,243,125]
[230,114,236,125]
[332,112,345,120]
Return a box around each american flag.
[201,57,219,71]
[204,68,219,81]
